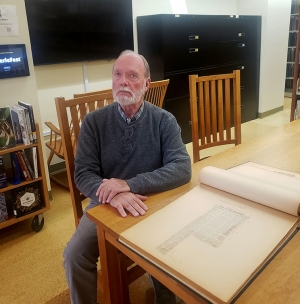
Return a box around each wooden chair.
[53,92,113,217]
[45,79,169,190]
[73,88,112,98]
[55,92,145,297]
[145,79,169,107]
[189,70,241,163]
[73,79,169,107]
[45,89,113,190]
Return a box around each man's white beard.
[114,83,146,106]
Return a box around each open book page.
[119,163,300,303]
[199,162,300,216]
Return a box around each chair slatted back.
[73,79,169,108]
[144,79,170,107]
[55,92,114,226]
[189,70,241,163]
[73,88,112,98]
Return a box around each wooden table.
[87,119,300,304]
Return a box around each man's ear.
[145,78,151,91]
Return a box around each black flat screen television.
[0,44,30,79]
[24,0,134,66]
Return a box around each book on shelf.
[19,150,35,179]
[10,152,21,185]
[18,101,37,144]
[24,147,38,179]
[0,193,8,223]
[18,105,33,143]
[0,155,7,189]
[119,162,300,304]
[10,106,23,144]
[11,182,42,218]
[15,151,32,181]
[0,107,16,149]
[10,105,30,146]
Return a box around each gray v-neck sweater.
[74,101,191,202]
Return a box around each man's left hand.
[96,178,130,203]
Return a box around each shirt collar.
[117,101,144,124]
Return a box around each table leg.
[97,226,130,304]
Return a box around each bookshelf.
[0,123,50,232]
[287,1,300,120]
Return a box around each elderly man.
[63,50,191,304]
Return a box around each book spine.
[20,150,35,179]
[10,152,21,185]
[24,147,38,178]
[32,147,38,178]
[0,156,7,189]
[16,151,31,181]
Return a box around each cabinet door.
[164,96,191,143]
[218,39,260,64]
[165,67,220,100]
[162,15,220,72]
[241,98,259,122]
[217,60,260,102]
[219,16,261,41]
[164,42,219,72]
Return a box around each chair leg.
[47,150,55,166]
[47,149,70,191]
[49,174,70,191]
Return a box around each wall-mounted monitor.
[0,44,30,79]
[24,0,134,66]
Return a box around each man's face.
[112,54,150,105]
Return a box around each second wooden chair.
[189,70,242,163]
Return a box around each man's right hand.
[109,192,148,218]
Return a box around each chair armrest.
[45,121,61,136]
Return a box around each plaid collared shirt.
[117,101,145,124]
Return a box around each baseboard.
[49,162,66,174]
[258,106,283,119]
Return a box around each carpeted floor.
[0,178,156,304]
[0,98,291,303]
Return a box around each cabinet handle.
[240,85,244,90]
[189,48,199,53]
[237,66,245,70]
[238,32,246,37]
[189,35,199,40]
[238,43,245,47]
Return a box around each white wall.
[0,0,50,188]
[237,0,291,113]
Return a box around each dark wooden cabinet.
[137,14,261,143]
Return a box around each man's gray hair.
[116,50,151,79]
